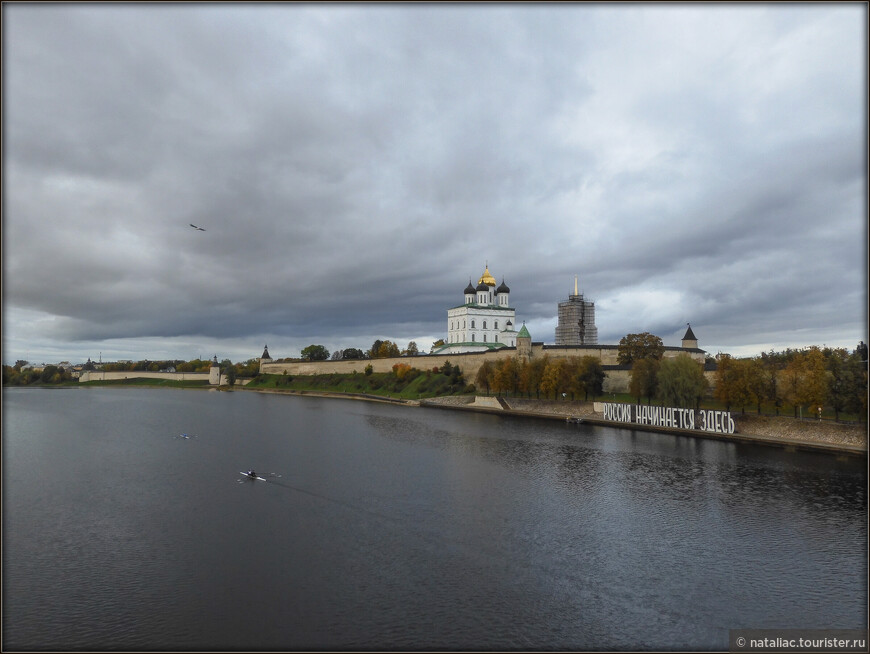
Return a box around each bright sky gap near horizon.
[2,3,867,366]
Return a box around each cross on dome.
[478,264,496,286]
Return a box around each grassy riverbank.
[244,370,472,399]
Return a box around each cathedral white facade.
[432,265,519,355]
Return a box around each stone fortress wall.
[259,342,709,394]
[78,370,251,386]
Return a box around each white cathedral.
[432,264,519,355]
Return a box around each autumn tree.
[516,359,532,398]
[392,363,413,380]
[782,348,828,418]
[781,355,805,418]
[798,347,828,417]
[617,332,664,366]
[714,353,744,412]
[492,358,519,396]
[475,361,494,394]
[403,341,419,357]
[540,359,567,400]
[375,341,400,359]
[657,355,708,409]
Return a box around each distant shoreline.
[33,383,868,458]
[236,386,866,458]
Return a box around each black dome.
[496,279,510,294]
[476,282,490,292]
[464,281,475,294]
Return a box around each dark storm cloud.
[3,3,866,364]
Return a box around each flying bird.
[189,223,206,231]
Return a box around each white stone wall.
[79,371,211,383]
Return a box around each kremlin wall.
[259,266,709,393]
[257,338,708,394]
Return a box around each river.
[2,387,866,650]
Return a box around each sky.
[3,3,867,366]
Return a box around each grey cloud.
[3,4,866,365]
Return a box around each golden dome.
[478,265,496,286]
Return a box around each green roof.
[518,324,531,338]
[430,341,510,355]
[448,303,515,311]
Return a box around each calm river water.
[2,387,866,650]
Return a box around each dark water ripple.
[2,388,866,651]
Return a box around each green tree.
[40,365,59,384]
[743,358,767,414]
[301,345,330,361]
[629,357,660,404]
[403,341,419,357]
[221,359,236,386]
[342,348,366,360]
[759,354,784,415]
[369,340,384,358]
[826,348,854,421]
[847,349,868,421]
[617,332,664,366]
[574,356,605,401]
[235,358,260,378]
[657,355,708,409]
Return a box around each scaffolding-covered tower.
[555,276,598,345]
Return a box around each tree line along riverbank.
[31,368,863,456]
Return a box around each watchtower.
[681,324,699,349]
[209,355,220,385]
[517,323,532,359]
